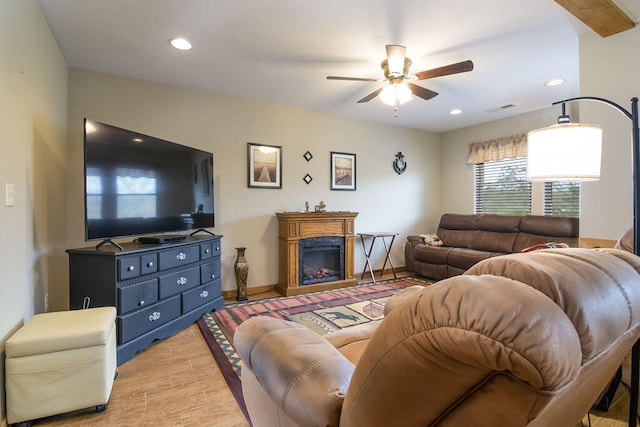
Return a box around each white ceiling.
[37,0,639,133]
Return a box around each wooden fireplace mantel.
[276,211,359,296]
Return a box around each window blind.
[474,157,531,215]
[543,181,580,217]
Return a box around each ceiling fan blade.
[327,76,379,82]
[357,88,383,103]
[414,60,474,80]
[408,83,439,101]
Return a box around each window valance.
[466,133,527,165]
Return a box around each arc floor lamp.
[527,96,639,426]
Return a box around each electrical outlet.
[44,293,49,312]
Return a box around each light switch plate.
[6,183,15,207]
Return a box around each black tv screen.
[83,119,214,241]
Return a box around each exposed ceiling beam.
[554,0,635,37]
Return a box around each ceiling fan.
[327,45,473,116]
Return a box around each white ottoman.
[5,307,117,425]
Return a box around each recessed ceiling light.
[545,78,565,87]
[170,38,192,50]
[449,108,463,115]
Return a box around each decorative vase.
[234,247,249,301]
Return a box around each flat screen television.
[83,119,214,243]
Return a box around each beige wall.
[66,69,440,294]
[0,0,68,422]
[579,26,640,240]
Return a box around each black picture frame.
[248,142,282,189]
[330,151,356,191]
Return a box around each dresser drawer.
[118,279,158,314]
[182,280,222,313]
[200,241,221,260]
[200,242,213,260]
[201,261,221,283]
[118,256,141,280]
[158,267,200,299]
[158,245,200,270]
[118,296,181,344]
[140,253,158,275]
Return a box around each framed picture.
[248,142,282,188]
[330,151,356,191]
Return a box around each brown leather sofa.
[405,213,579,280]
[234,248,640,426]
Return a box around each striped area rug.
[196,276,430,422]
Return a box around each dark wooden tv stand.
[67,234,224,365]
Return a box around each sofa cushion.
[413,245,452,264]
[439,213,479,230]
[519,215,578,237]
[438,229,478,248]
[438,213,479,248]
[448,248,502,270]
[513,216,579,252]
[471,231,517,253]
[478,214,521,232]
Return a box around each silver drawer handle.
[127,265,135,272]
[177,277,188,286]
[138,300,145,307]
[149,311,161,322]
[210,273,215,279]
[176,252,187,261]
[147,261,154,267]
[205,249,210,254]
[215,247,220,251]
[200,290,209,298]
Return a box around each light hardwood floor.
[32,272,633,427]
[36,323,249,427]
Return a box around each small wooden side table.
[357,232,399,284]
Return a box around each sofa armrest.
[407,235,425,244]
[234,316,354,427]
[405,236,426,273]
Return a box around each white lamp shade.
[385,45,406,76]
[527,123,603,181]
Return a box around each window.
[543,181,580,217]
[85,167,158,220]
[474,157,531,215]
[86,168,103,219]
[116,168,157,218]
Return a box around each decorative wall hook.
[393,152,407,175]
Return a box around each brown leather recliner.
[234,248,640,426]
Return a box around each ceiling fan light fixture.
[379,83,412,106]
[396,83,412,104]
